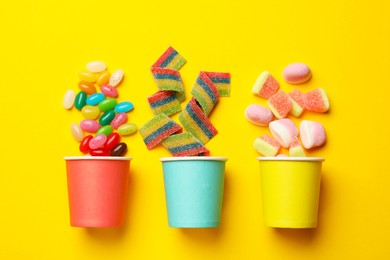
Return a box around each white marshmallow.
[269,118,298,148]
[299,120,326,149]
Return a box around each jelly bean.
[98,98,117,112]
[86,93,105,106]
[90,148,110,156]
[70,123,84,141]
[80,119,100,132]
[80,135,93,154]
[63,90,75,110]
[96,125,113,136]
[115,101,134,113]
[81,105,100,120]
[96,71,111,86]
[89,134,107,150]
[105,133,121,151]
[78,81,97,95]
[99,110,116,126]
[111,113,128,129]
[109,69,124,87]
[118,123,137,136]
[78,71,98,83]
[86,61,107,73]
[110,142,127,156]
[74,91,87,110]
[100,85,118,98]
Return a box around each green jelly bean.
[118,123,137,136]
[74,91,87,110]
[99,110,115,126]
[98,98,117,112]
[96,125,113,136]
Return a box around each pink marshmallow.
[299,120,326,149]
[282,62,312,84]
[245,104,273,126]
[269,118,298,148]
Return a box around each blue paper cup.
[160,156,227,228]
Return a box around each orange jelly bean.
[78,82,97,94]
[78,71,98,83]
[96,71,111,86]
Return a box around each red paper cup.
[64,156,131,228]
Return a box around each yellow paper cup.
[258,157,324,228]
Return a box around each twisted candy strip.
[162,132,210,157]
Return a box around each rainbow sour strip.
[162,132,210,156]
[151,46,186,71]
[147,90,182,116]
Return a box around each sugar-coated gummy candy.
[86,61,107,73]
[110,142,127,156]
[100,85,118,98]
[115,101,134,113]
[70,123,84,141]
[96,71,111,86]
[99,110,116,126]
[74,91,87,110]
[62,90,75,110]
[90,148,110,156]
[79,135,93,154]
[267,91,292,119]
[111,113,128,129]
[118,123,137,136]
[80,119,100,133]
[89,134,107,150]
[81,105,100,120]
[96,125,113,136]
[78,71,98,83]
[78,82,97,95]
[86,93,105,106]
[98,98,117,112]
[105,133,121,151]
[109,69,124,87]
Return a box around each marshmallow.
[299,120,326,149]
[253,134,281,156]
[282,62,312,84]
[289,136,306,157]
[269,118,298,148]
[304,88,330,113]
[252,71,280,99]
[244,104,273,126]
[267,91,292,119]
[276,153,288,157]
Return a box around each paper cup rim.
[257,156,324,162]
[64,156,132,161]
[160,156,228,162]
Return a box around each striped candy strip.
[179,97,218,144]
[151,46,187,71]
[139,113,182,150]
[206,72,231,97]
[162,132,210,156]
[147,90,182,116]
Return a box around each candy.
[110,143,127,156]
[74,91,87,110]
[96,71,111,86]
[252,71,280,99]
[115,101,134,113]
[267,91,292,119]
[96,125,113,136]
[299,120,326,149]
[111,113,128,129]
[269,118,298,148]
[152,46,186,71]
[109,69,124,87]
[244,104,273,126]
[118,123,137,136]
[276,153,288,157]
[79,135,93,154]
[147,90,181,116]
[80,119,100,133]
[70,123,84,142]
[150,67,185,102]
[81,105,100,120]
[100,85,118,98]
[206,72,231,97]
[86,93,105,106]
[282,62,312,84]
[162,132,210,156]
[191,71,220,116]
[78,82,97,95]
[289,136,306,157]
[253,134,281,156]
[288,89,305,117]
[98,98,117,112]
[78,71,98,83]
[105,133,121,151]
[99,110,116,126]
[89,134,107,149]
[90,148,110,156]
[62,90,75,110]
[86,61,107,73]
[304,88,330,113]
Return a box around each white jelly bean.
[63,90,75,110]
[86,61,107,73]
[70,123,84,142]
[109,69,124,87]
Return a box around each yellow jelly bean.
[118,123,137,136]
[96,71,111,86]
[78,71,98,83]
[81,105,100,120]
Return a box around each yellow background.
[1,0,390,259]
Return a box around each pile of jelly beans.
[62,61,137,156]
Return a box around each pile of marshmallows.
[245,63,329,157]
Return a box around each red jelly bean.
[105,132,121,151]
[79,135,93,154]
[90,148,110,156]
